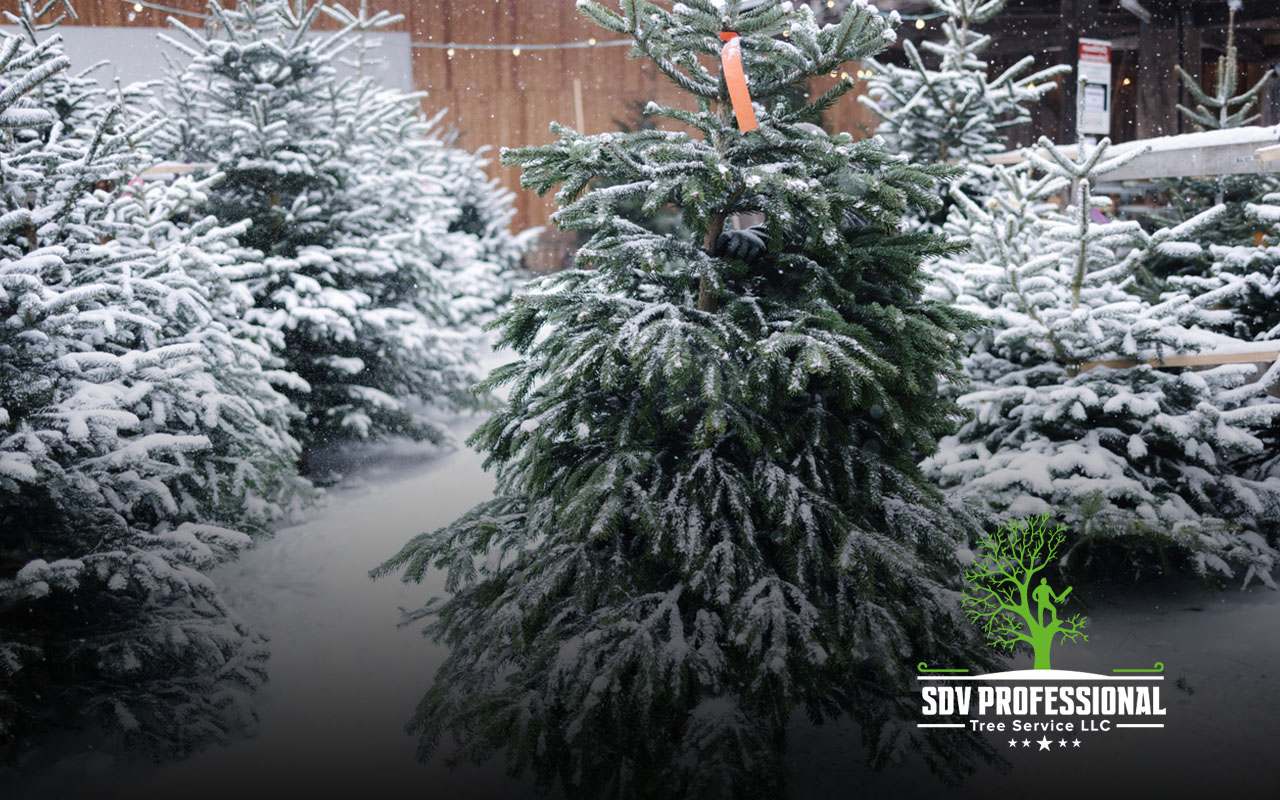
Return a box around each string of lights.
[117,0,948,51]
[411,39,632,57]
[121,0,212,20]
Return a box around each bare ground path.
[105,407,534,799]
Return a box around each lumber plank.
[1080,342,1280,397]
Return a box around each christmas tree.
[924,137,1280,586]
[1,2,290,759]
[379,1,992,794]
[1168,192,1280,480]
[859,0,1067,211]
[324,0,537,330]
[1175,2,1271,134]
[1172,194,1280,344]
[1136,0,1280,482]
[156,1,502,457]
[1144,0,1277,272]
[1129,0,1280,487]
[432,127,539,327]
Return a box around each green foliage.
[380,2,994,795]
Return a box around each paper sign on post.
[1077,38,1112,138]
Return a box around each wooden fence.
[407,3,877,267]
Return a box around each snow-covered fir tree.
[1136,1,1280,481]
[1,3,295,758]
[1167,192,1280,479]
[858,0,1067,209]
[378,2,995,795]
[923,137,1280,587]
[1176,2,1271,134]
[1172,193,1280,345]
[325,0,536,330]
[430,128,539,326]
[157,1,506,455]
[1145,0,1277,267]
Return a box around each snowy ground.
[99,406,534,799]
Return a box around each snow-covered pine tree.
[378,1,993,794]
[102,173,314,527]
[310,76,484,445]
[1167,192,1280,479]
[858,0,1068,209]
[1,2,291,759]
[1145,0,1277,265]
[157,0,484,456]
[923,137,1280,586]
[325,0,535,331]
[1172,193,1280,344]
[432,131,538,326]
[1136,0,1280,482]
[1176,2,1271,134]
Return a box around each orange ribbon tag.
[719,31,758,133]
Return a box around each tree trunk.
[699,213,727,313]
[1032,640,1052,669]
[1031,626,1056,669]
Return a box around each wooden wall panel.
[52,0,201,28]
[812,70,879,139]
[409,0,698,242]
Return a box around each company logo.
[917,515,1166,752]
[963,514,1087,670]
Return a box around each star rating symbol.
[1006,736,1083,751]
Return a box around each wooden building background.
[9,0,1280,268]
[952,0,1280,149]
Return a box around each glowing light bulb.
[447,47,456,57]
[512,47,522,56]
[916,18,925,29]
[133,2,143,10]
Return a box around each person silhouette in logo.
[1032,577,1072,626]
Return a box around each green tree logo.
[962,515,1088,670]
